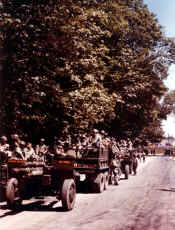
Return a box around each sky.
[144,0,175,37]
[144,0,175,137]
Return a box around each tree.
[0,0,175,142]
[161,90,175,118]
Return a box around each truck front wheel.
[61,179,76,211]
[125,165,129,179]
[93,173,104,193]
[6,178,22,209]
[104,172,109,190]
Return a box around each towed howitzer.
[0,149,77,211]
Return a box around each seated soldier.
[53,140,66,157]
[80,134,89,147]
[24,142,37,160]
[20,140,26,153]
[12,142,25,159]
[10,133,21,146]
[0,136,12,159]
[35,138,48,161]
[91,129,102,148]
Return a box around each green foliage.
[0,0,175,142]
[161,90,175,119]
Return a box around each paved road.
[1,156,175,230]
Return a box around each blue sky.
[144,0,175,37]
[144,0,175,137]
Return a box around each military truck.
[0,152,76,211]
[74,147,110,193]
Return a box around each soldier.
[35,138,48,161]
[11,133,20,144]
[51,139,66,156]
[103,131,111,148]
[20,141,26,158]
[10,133,21,151]
[79,134,90,149]
[0,136,9,152]
[111,138,120,155]
[0,136,12,158]
[127,139,133,151]
[24,142,36,160]
[91,129,102,148]
[12,142,25,159]
[109,154,121,185]
[132,154,138,175]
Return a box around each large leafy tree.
[0,0,175,142]
[101,0,175,139]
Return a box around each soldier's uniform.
[132,154,138,175]
[35,138,48,161]
[92,129,102,148]
[24,143,36,160]
[12,142,25,159]
[0,136,12,158]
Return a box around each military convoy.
[0,146,139,211]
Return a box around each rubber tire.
[115,168,121,185]
[95,173,104,193]
[6,178,22,209]
[108,174,113,185]
[115,174,119,185]
[61,179,76,211]
[125,165,129,179]
[104,172,109,190]
[133,166,137,175]
[109,171,116,185]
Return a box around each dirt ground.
[1,156,175,230]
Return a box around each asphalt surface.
[1,156,175,230]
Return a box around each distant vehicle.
[164,148,172,156]
[164,143,173,156]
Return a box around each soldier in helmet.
[10,133,21,151]
[12,141,25,159]
[91,129,102,148]
[24,142,36,161]
[53,139,66,156]
[35,138,48,161]
[0,136,12,158]
[11,133,20,143]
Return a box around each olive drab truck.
[74,146,110,193]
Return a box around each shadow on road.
[0,199,68,218]
[156,188,175,193]
[0,207,22,218]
